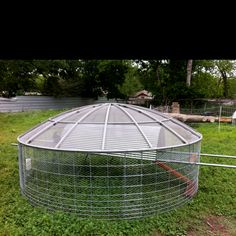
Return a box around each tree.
[1,59,236,102]
[136,60,208,106]
[0,60,36,97]
[186,59,193,87]
[191,70,222,98]
[78,60,101,98]
[32,60,68,97]
[192,60,236,98]
[214,60,235,98]
[135,60,170,104]
[118,61,143,98]
[97,60,128,99]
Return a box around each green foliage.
[32,60,68,97]
[193,60,236,99]
[191,71,223,98]
[1,59,236,104]
[97,60,128,99]
[1,111,236,235]
[214,60,235,98]
[0,60,130,99]
[228,79,236,98]
[118,62,143,98]
[53,60,101,98]
[34,75,45,93]
[137,60,198,105]
[78,60,102,98]
[0,60,36,97]
[136,60,169,105]
[137,59,236,105]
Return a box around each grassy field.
[0,110,236,235]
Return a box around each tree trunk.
[186,59,193,87]
[165,113,232,123]
[165,113,216,122]
[220,70,228,98]
[156,63,161,85]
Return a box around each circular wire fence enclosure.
[18,103,202,220]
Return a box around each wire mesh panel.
[19,142,200,220]
[18,103,202,219]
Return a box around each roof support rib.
[113,104,153,148]
[101,103,111,150]
[55,104,107,148]
[123,104,188,144]
[26,105,95,144]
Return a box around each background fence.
[180,106,236,117]
[1,96,236,117]
[154,104,236,117]
[0,96,126,113]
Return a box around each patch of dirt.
[205,216,229,235]
[151,231,163,236]
[187,215,233,236]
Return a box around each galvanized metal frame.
[17,103,204,220]
[117,104,189,144]
[18,143,24,190]
[113,104,153,148]
[55,104,107,148]
[27,104,96,144]
[18,103,202,152]
[101,103,111,150]
[19,144,201,220]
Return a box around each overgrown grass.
[0,111,236,235]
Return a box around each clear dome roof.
[18,103,202,152]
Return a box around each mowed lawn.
[0,110,236,236]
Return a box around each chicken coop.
[18,103,202,220]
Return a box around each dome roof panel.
[18,103,202,151]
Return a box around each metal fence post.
[218,105,222,131]
[18,144,24,191]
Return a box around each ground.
[0,111,236,235]
[187,215,236,236]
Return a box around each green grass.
[1,111,236,235]
[22,149,192,220]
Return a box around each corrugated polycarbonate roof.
[18,103,202,152]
